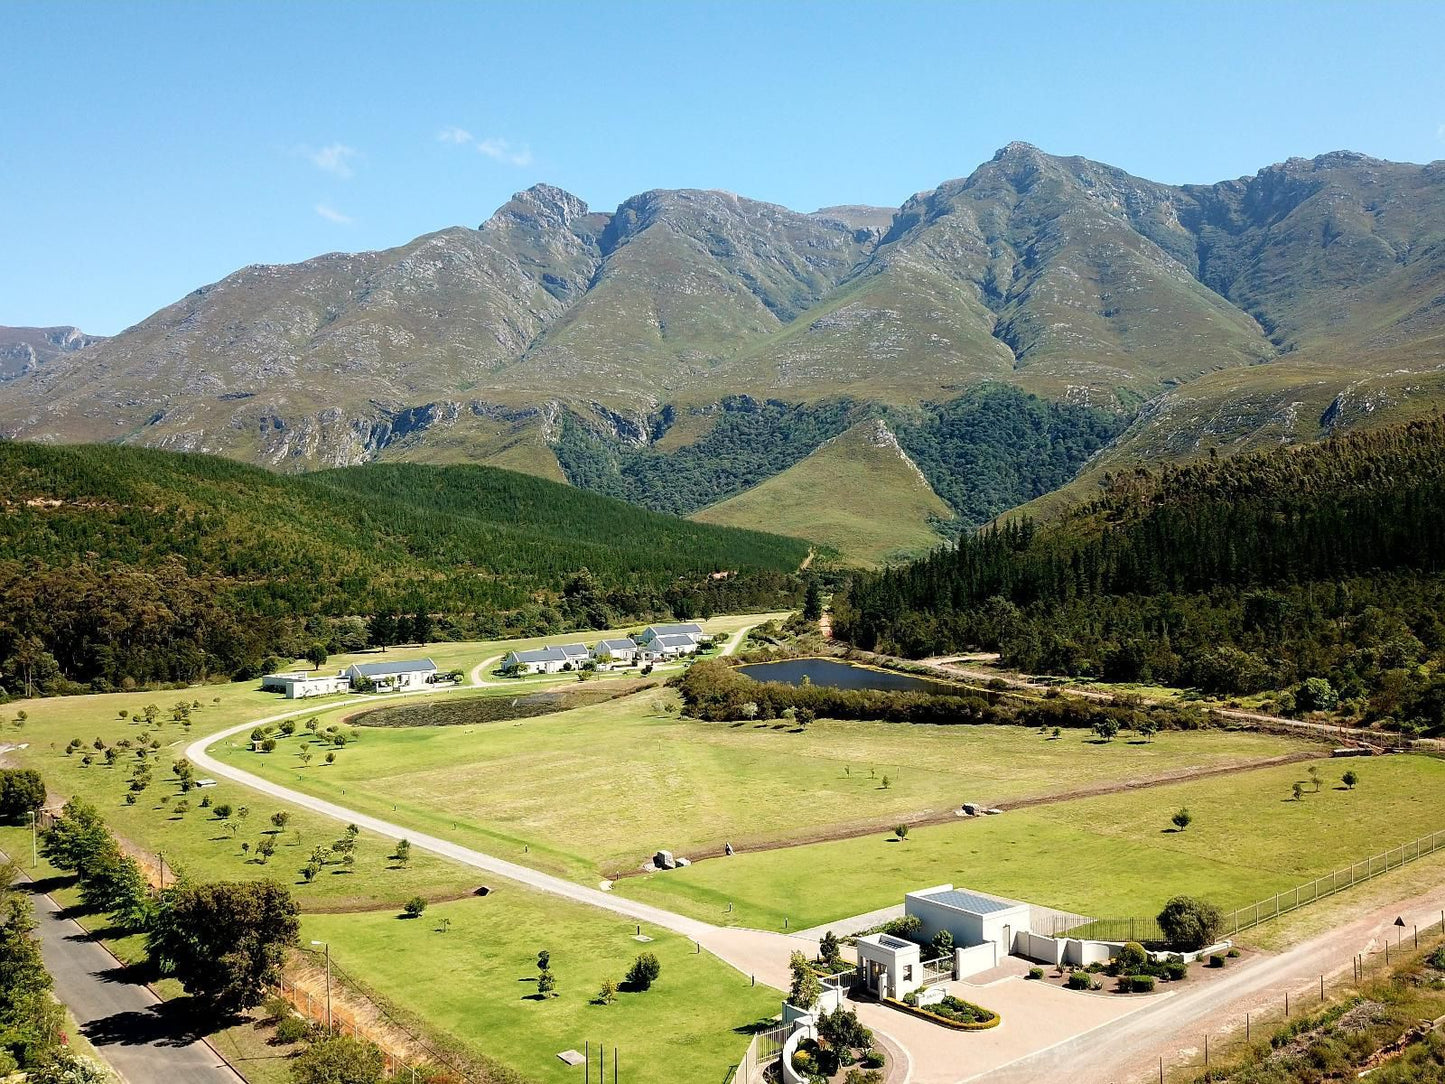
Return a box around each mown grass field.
[610,754,1445,932]
[302,895,779,1084]
[211,686,1302,883]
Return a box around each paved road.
[5,858,244,1084]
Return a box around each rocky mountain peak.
[484,183,591,231]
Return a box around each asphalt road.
[6,859,244,1084]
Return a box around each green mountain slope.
[0,441,806,693]
[691,420,952,566]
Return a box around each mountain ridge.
[4,143,1443,550]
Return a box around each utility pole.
[311,941,332,1031]
[30,810,37,869]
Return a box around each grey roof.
[508,646,569,664]
[349,658,437,678]
[915,888,1023,916]
[652,634,699,648]
[594,638,638,652]
[878,935,915,951]
[644,623,704,639]
[558,643,590,657]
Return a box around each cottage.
[261,671,350,699]
[345,658,438,692]
[502,646,570,674]
[641,633,700,661]
[905,884,1032,976]
[591,638,639,667]
[557,643,590,668]
[638,622,704,644]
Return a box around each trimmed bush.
[1121,974,1156,993]
[1027,967,1045,980]
[862,1049,885,1069]
[1162,960,1189,981]
[1066,971,1097,991]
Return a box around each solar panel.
[918,889,1020,915]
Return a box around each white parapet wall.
[1015,930,1065,966]
[954,941,1000,978]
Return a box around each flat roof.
[878,934,915,950]
[915,888,1024,916]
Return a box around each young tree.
[1092,718,1120,742]
[304,644,329,672]
[256,838,277,864]
[270,811,291,833]
[893,823,909,841]
[625,952,662,993]
[147,881,300,1015]
[1308,765,1321,792]
[1171,807,1192,832]
[597,978,618,1005]
[1342,769,1359,790]
[819,930,844,969]
[1292,781,1305,801]
[536,969,557,997]
[403,896,427,918]
[930,929,954,959]
[787,951,819,1008]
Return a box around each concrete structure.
[907,884,1031,955]
[638,622,704,644]
[591,638,639,667]
[261,671,350,699]
[854,933,923,1001]
[345,657,438,692]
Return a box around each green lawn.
[210,692,1301,883]
[302,893,779,1084]
[611,755,1445,932]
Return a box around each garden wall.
[955,941,1000,978]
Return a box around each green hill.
[691,420,952,566]
[837,416,1445,732]
[0,441,807,694]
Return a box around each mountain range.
[4,143,1443,561]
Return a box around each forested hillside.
[836,417,1445,732]
[555,385,1124,529]
[0,442,807,696]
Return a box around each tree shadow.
[81,995,235,1049]
[1160,827,1181,834]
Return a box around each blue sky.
[5,0,1444,334]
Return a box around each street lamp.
[311,940,332,1031]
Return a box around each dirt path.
[921,656,1444,752]
[799,548,815,571]
[467,654,503,687]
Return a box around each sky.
[4,0,1444,335]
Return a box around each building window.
[903,965,913,981]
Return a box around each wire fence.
[1054,827,1445,945]
[1160,915,1445,1082]
[276,945,479,1082]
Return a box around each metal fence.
[920,954,953,987]
[1053,827,1445,945]
[725,1022,789,1084]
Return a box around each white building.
[854,933,923,1001]
[261,671,350,699]
[344,658,438,692]
[905,884,1032,977]
[591,638,639,667]
[638,622,704,644]
[642,633,701,661]
[502,644,592,674]
[558,643,590,668]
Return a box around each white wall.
[954,941,999,978]
[1016,931,1064,966]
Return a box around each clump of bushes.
[1119,974,1156,993]
[1156,895,1224,951]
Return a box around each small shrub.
[625,952,661,991]
[861,1049,885,1069]
[403,896,427,917]
[1117,942,1148,971]
[1226,948,1240,959]
[1027,967,1045,980]
[1208,954,1226,968]
[597,978,618,1004]
[792,1050,816,1075]
[274,1015,307,1044]
[1162,960,1189,981]
[1066,971,1096,991]
[1121,974,1156,993]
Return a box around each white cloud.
[476,137,533,167]
[307,143,359,179]
[314,203,353,225]
[437,126,533,167]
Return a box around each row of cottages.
[261,658,439,699]
[502,623,708,675]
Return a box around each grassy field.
[691,420,952,565]
[611,754,1445,933]
[302,894,779,1084]
[210,686,1303,882]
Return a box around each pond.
[736,657,966,696]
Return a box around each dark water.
[737,658,964,695]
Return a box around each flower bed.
[886,994,1000,1030]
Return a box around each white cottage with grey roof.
[591,638,639,667]
[638,622,704,644]
[344,657,438,692]
[641,633,701,661]
[502,646,570,674]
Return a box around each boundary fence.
[725,1022,789,1084]
[1053,827,1445,944]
